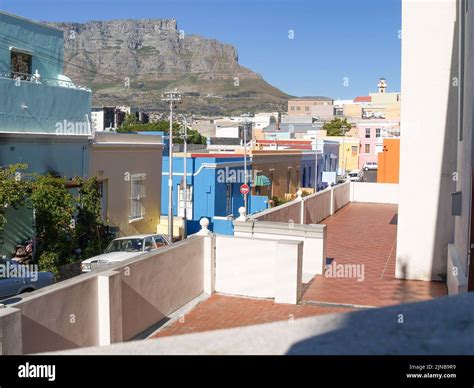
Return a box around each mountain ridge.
[47,18,290,114]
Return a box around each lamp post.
[161,90,182,241]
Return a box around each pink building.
[356,120,400,169]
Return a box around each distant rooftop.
[353,96,372,103]
[289,96,334,101]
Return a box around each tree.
[323,118,352,136]
[117,120,207,145]
[0,164,31,236]
[122,113,139,127]
[29,174,75,262]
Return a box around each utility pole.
[241,115,251,213]
[181,115,190,239]
[161,90,182,241]
[341,125,348,176]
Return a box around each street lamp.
[161,90,182,241]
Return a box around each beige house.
[288,97,334,115]
[90,132,164,237]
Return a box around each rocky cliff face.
[48,19,288,114]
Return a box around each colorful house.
[0,11,92,256]
[160,153,268,236]
[377,138,400,184]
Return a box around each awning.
[254,175,271,186]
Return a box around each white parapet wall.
[447,244,468,295]
[350,182,399,204]
[215,235,303,304]
[2,236,206,355]
[233,220,326,282]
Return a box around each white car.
[80,234,172,273]
[347,169,363,182]
[363,162,378,171]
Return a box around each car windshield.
[349,172,358,177]
[105,238,144,253]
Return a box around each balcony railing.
[0,71,91,91]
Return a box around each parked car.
[80,234,172,273]
[0,259,54,300]
[363,162,378,171]
[347,169,363,182]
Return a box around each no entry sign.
[240,183,250,195]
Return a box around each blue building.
[0,11,92,255]
[161,153,268,235]
[301,140,340,191]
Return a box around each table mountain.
[49,19,290,115]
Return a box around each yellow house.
[315,135,360,173]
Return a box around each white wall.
[215,236,303,303]
[396,0,458,281]
[216,126,240,138]
[351,182,399,204]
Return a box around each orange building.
[377,138,400,183]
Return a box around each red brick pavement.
[152,294,354,338]
[302,203,447,307]
[152,203,447,338]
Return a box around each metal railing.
[0,70,90,91]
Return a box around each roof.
[289,96,334,101]
[263,123,318,133]
[354,96,372,103]
[257,139,313,150]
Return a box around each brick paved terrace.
[152,203,447,339]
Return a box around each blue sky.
[0,0,401,98]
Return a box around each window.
[376,128,381,138]
[286,170,291,193]
[11,50,32,79]
[177,184,193,218]
[144,237,156,251]
[290,106,295,111]
[130,173,146,222]
[365,128,371,138]
[153,235,168,247]
[351,146,358,156]
[365,144,370,154]
[305,106,310,111]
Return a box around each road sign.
[240,183,250,195]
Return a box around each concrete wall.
[12,275,100,354]
[303,189,331,224]
[351,182,398,204]
[233,221,326,280]
[1,237,206,354]
[397,0,458,281]
[333,181,351,211]
[250,199,302,224]
[215,235,303,304]
[449,0,474,293]
[120,237,204,339]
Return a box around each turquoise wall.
[0,12,91,134]
[0,11,63,79]
[0,78,92,133]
